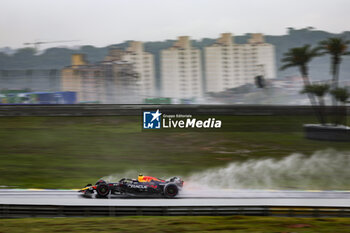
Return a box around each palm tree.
[302,84,330,105]
[301,84,330,124]
[330,87,350,125]
[281,45,322,121]
[281,45,321,102]
[319,38,350,91]
[281,45,321,87]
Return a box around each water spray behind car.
[186,149,350,190]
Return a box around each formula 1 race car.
[79,175,184,198]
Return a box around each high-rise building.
[102,49,140,103]
[205,33,276,93]
[61,53,139,103]
[161,36,203,99]
[123,41,156,98]
[101,59,139,104]
[61,54,104,103]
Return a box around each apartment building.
[205,33,276,93]
[161,36,203,99]
[61,54,104,103]
[101,59,139,104]
[123,41,156,98]
[61,53,139,103]
[102,49,140,103]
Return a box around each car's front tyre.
[96,183,110,198]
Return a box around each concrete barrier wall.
[0,204,349,218]
[0,105,348,116]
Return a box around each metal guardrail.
[1,204,349,218]
[0,104,348,116]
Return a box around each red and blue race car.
[79,174,184,198]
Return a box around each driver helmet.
[138,174,144,182]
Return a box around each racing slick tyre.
[163,183,178,198]
[96,183,110,198]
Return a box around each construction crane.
[23,40,80,51]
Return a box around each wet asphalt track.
[0,189,349,207]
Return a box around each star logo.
[150,109,162,122]
[143,109,162,129]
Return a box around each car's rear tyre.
[164,183,178,198]
[96,183,109,198]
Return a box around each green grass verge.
[0,216,349,233]
[0,115,349,189]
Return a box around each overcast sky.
[1,0,349,49]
